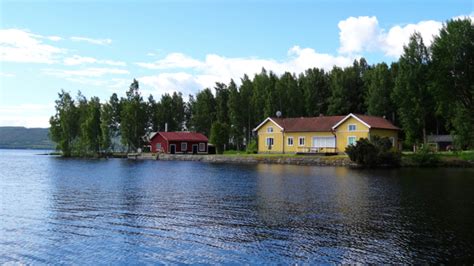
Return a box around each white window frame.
[298,137,305,146]
[267,126,274,133]
[389,137,395,147]
[287,137,294,146]
[348,124,357,131]
[156,143,162,151]
[348,136,356,146]
[199,142,206,151]
[266,137,274,147]
[181,142,188,152]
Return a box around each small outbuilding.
[149,131,208,154]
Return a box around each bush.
[345,136,401,167]
[411,146,440,166]
[246,139,258,154]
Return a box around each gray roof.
[427,135,453,143]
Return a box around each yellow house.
[254,113,399,154]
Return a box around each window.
[348,136,356,146]
[267,126,273,133]
[299,137,305,146]
[389,137,395,147]
[181,142,188,151]
[287,137,294,146]
[348,124,356,131]
[199,143,206,151]
[266,137,274,147]
[155,143,162,151]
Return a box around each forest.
[49,19,473,156]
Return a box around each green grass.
[403,150,474,161]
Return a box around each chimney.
[165,123,168,132]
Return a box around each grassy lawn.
[436,150,474,161]
[403,150,474,161]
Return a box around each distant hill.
[0,127,55,149]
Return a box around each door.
[170,144,176,154]
[192,144,198,154]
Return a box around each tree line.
[49,18,473,156]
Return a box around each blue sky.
[0,0,472,127]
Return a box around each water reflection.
[1,150,473,264]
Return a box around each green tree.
[430,18,474,148]
[210,121,229,154]
[328,59,368,115]
[49,90,79,157]
[227,79,244,149]
[100,102,113,152]
[192,88,216,137]
[299,68,330,116]
[81,96,102,155]
[277,72,302,117]
[239,74,255,144]
[120,79,147,151]
[364,62,395,119]
[393,33,433,145]
[184,94,196,130]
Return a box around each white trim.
[199,142,206,151]
[287,137,294,146]
[253,117,284,132]
[348,124,357,131]
[181,142,188,152]
[192,144,198,153]
[347,136,357,146]
[267,126,274,133]
[298,136,305,146]
[332,113,371,130]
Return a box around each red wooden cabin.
[149,132,208,154]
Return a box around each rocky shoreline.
[157,154,356,166]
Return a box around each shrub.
[246,139,258,154]
[345,136,401,167]
[411,146,440,166]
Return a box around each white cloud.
[338,16,380,54]
[137,46,356,95]
[136,53,203,69]
[0,29,65,63]
[63,55,126,66]
[337,16,444,57]
[43,67,130,78]
[70,36,112,45]
[0,104,54,128]
[382,20,442,57]
[47,36,63,41]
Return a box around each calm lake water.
[1,149,473,264]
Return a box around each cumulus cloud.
[337,16,445,57]
[63,55,126,66]
[136,46,356,95]
[70,36,112,45]
[338,16,380,54]
[0,29,65,63]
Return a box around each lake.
[1,149,473,264]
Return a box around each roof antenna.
[276,111,282,118]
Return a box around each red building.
[149,132,208,154]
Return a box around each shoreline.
[157,154,357,166]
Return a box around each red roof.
[153,131,208,142]
[350,114,400,130]
[271,116,346,132]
